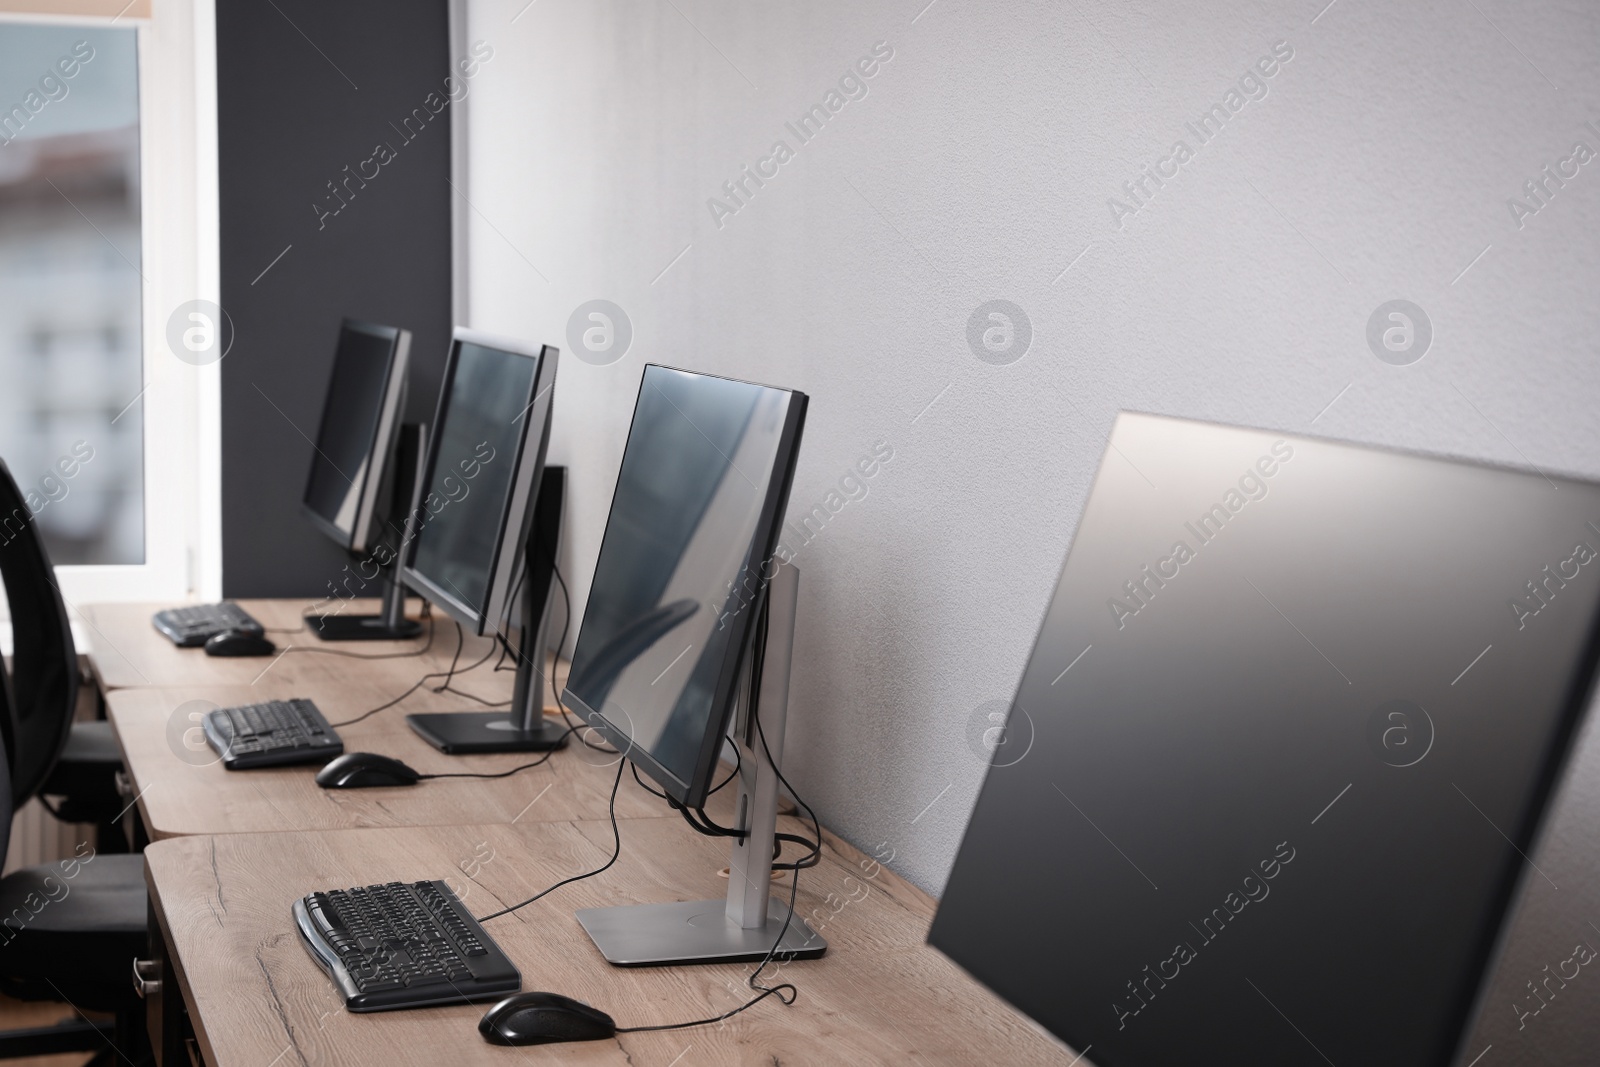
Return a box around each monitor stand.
[307,567,422,641]
[406,467,569,754]
[575,562,828,966]
[311,422,426,642]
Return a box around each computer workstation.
[192,326,569,775]
[292,365,827,1044]
[86,350,1600,1063]
[152,319,423,654]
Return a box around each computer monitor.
[401,327,564,754]
[300,318,423,641]
[928,412,1600,1067]
[564,365,822,966]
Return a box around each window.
[0,25,143,565]
[0,3,219,611]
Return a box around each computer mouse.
[479,992,617,1046]
[314,752,421,789]
[203,629,276,657]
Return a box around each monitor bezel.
[299,318,410,556]
[562,363,808,809]
[399,326,557,637]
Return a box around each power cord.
[629,747,818,869]
[327,616,503,729]
[476,748,822,1036]
[615,746,815,1034]
[473,759,625,923]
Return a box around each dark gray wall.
[218,0,452,598]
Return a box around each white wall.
[461,3,1600,1046]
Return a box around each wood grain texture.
[81,600,479,692]
[144,821,1080,1067]
[101,675,687,840]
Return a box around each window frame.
[0,0,221,613]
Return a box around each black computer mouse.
[479,992,617,1046]
[314,752,421,789]
[203,629,276,657]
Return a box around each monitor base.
[309,614,424,642]
[575,898,826,967]
[406,711,568,754]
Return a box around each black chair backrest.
[0,658,13,862]
[0,458,78,805]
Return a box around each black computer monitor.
[301,319,410,556]
[928,412,1600,1067]
[401,327,563,754]
[563,365,807,809]
[564,365,819,968]
[300,318,425,642]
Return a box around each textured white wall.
[462,0,1600,1056]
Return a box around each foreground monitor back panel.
[301,319,409,554]
[928,412,1600,1067]
[564,365,806,808]
[402,331,555,634]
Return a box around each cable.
[756,713,823,872]
[614,759,809,1035]
[629,749,741,802]
[431,621,466,691]
[519,553,611,755]
[417,727,577,780]
[326,615,508,728]
[491,567,529,674]
[629,738,816,868]
[474,759,625,923]
[282,608,436,660]
[435,684,511,707]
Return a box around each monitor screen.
[302,321,402,548]
[406,338,540,625]
[929,412,1600,1067]
[565,365,805,805]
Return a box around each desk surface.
[81,599,466,691]
[145,819,1077,1067]
[101,668,710,839]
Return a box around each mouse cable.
[474,758,625,923]
[614,786,807,1035]
[416,727,579,781]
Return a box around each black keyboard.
[151,601,264,647]
[293,880,520,1012]
[202,699,343,769]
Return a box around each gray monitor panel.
[929,412,1600,1067]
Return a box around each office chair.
[0,656,149,1063]
[0,459,128,846]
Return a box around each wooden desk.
[80,599,467,692]
[98,665,716,839]
[143,819,1078,1066]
